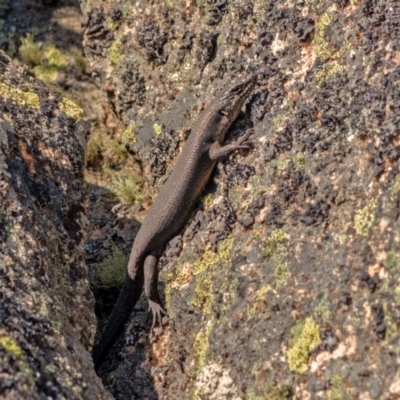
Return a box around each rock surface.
[0,51,111,399]
[81,0,400,399]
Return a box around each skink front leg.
[209,128,254,161]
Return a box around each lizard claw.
[148,300,167,332]
[236,128,254,151]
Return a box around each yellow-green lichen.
[153,123,163,136]
[217,237,233,262]
[0,335,34,387]
[272,159,290,174]
[193,322,213,372]
[328,374,352,400]
[59,97,84,121]
[202,193,214,209]
[315,63,345,88]
[261,229,291,288]
[272,113,288,131]
[108,37,123,65]
[314,288,330,323]
[2,113,12,124]
[294,153,307,170]
[97,242,128,289]
[382,302,398,345]
[192,274,213,314]
[165,262,187,312]
[354,198,377,236]
[263,229,289,257]
[0,82,39,108]
[122,122,137,144]
[111,170,143,205]
[287,317,321,373]
[389,175,400,202]
[248,284,271,319]
[315,12,333,61]
[314,11,348,87]
[0,336,23,358]
[274,261,291,289]
[246,383,293,400]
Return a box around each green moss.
[42,42,68,69]
[287,317,321,373]
[19,37,68,82]
[0,336,23,358]
[328,374,352,400]
[97,242,128,289]
[384,251,400,272]
[111,170,143,204]
[354,198,377,236]
[193,322,213,372]
[86,129,104,165]
[70,46,87,73]
[108,37,123,65]
[153,123,163,136]
[0,82,39,108]
[59,97,84,121]
[104,138,129,162]
[122,122,137,144]
[19,33,42,67]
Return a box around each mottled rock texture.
[0,51,111,399]
[78,0,400,399]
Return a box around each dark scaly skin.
[92,74,257,368]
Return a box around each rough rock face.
[81,0,400,399]
[0,51,111,399]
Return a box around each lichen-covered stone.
[0,50,111,400]
[81,0,400,398]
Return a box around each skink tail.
[92,273,143,369]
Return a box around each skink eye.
[231,86,243,94]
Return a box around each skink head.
[217,73,257,120]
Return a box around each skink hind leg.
[144,254,167,331]
[209,128,254,160]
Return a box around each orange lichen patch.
[37,141,71,168]
[18,140,35,174]
[149,328,170,369]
